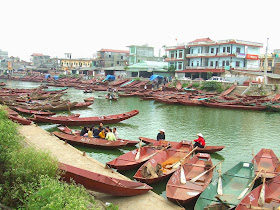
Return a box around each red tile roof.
[98,49,129,53]
[177,69,225,73]
[190,38,213,43]
[31,53,44,56]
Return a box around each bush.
[192,83,200,88]
[22,176,96,209]
[200,81,223,93]
[1,147,58,207]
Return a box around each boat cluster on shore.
[1,76,280,209]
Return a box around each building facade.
[95,49,129,68]
[164,45,188,71]
[165,38,263,80]
[60,58,93,75]
[127,45,162,65]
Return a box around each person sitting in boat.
[93,126,101,138]
[105,128,116,141]
[99,128,106,139]
[27,94,32,103]
[88,127,94,138]
[80,126,89,137]
[113,127,119,139]
[157,129,165,141]
[193,133,205,148]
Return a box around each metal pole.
[264,38,269,84]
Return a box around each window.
[210,61,214,66]
[191,49,194,54]
[178,62,183,70]
[223,47,226,52]
[215,61,218,67]
[191,61,194,66]
[268,61,272,66]
[178,50,183,58]
[226,60,230,66]
[198,48,200,53]
[117,61,120,65]
[61,62,63,65]
[211,48,214,53]
[171,51,175,58]
[121,56,123,59]
[222,61,225,66]
[108,55,111,58]
[236,47,241,53]
[236,61,240,67]
[111,63,113,67]
[197,61,199,66]
[227,47,230,53]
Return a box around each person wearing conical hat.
[157,129,165,141]
[193,133,205,148]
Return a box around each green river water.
[2,79,280,208]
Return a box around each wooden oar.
[258,171,266,207]
[238,169,263,199]
[217,162,223,195]
[135,138,143,161]
[166,146,198,169]
[190,160,223,183]
[142,145,171,162]
[66,126,76,136]
[180,164,187,184]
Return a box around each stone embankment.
[19,124,183,210]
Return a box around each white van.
[206,76,225,82]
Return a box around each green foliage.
[192,83,200,88]
[200,81,223,93]
[106,203,119,210]
[1,147,58,207]
[182,83,189,88]
[22,176,96,210]
[168,65,176,72]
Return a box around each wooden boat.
[8,114,32,125]
[106,145,170,171]
[201,101,267,111]
[72,101,93,109]
[177,99,203,106]
[166,153,213,205]
[53,131,128,149]
[15,107,56,116]
[59,163,153,196]
[195,162,255,209]
[84,97,95,102]
[235,174,280,210]
[133,141,192,184]
[57,126,139,147]
[252,148,280,179]
[27,101,78,111]
[0,82,6,86]
[139,137,225,154]
[29,110,139,126]
[83,89,93,93]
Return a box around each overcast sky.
[1,0,279,61]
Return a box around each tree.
[168,65,176,72]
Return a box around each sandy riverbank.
[19,124,183,210]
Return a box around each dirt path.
[19,124,183,210]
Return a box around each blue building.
[165,38,263,80]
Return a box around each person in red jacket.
[193,133,205,148]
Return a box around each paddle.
[190,160,223,183]
[166,146,198,169]
[258,172,266,207]
[238,169,263,200]
[66,126,76,136]
[217,162,223,195]
[135,138,143,161]
[180,164,187,184]
[141,145,171,162]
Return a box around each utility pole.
[264,38,269,84]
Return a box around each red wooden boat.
[106,144,172,171]
[0,82,6,86]
[8,114,32,125]
[133,142,192,184]
[15,107,56,116]
[201,101,267,111]
[72,101,93,109]
[252,148,280,179]
[139,137,225,154]
[166,153,213,205]
[236,174,280,210]
[29,110,139,126]
[3,106,18,116]
[59,163,152,196]
[177,99,203,106]
[84,97,95,102]
[57,126,139,147]
[53,131,128,149]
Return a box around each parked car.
[193,78,205,81]
[206,76,226,82]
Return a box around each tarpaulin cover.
[53,76,59,80]
[45,74,51,78]
[106,75,115,81]
[149,75,163,81]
